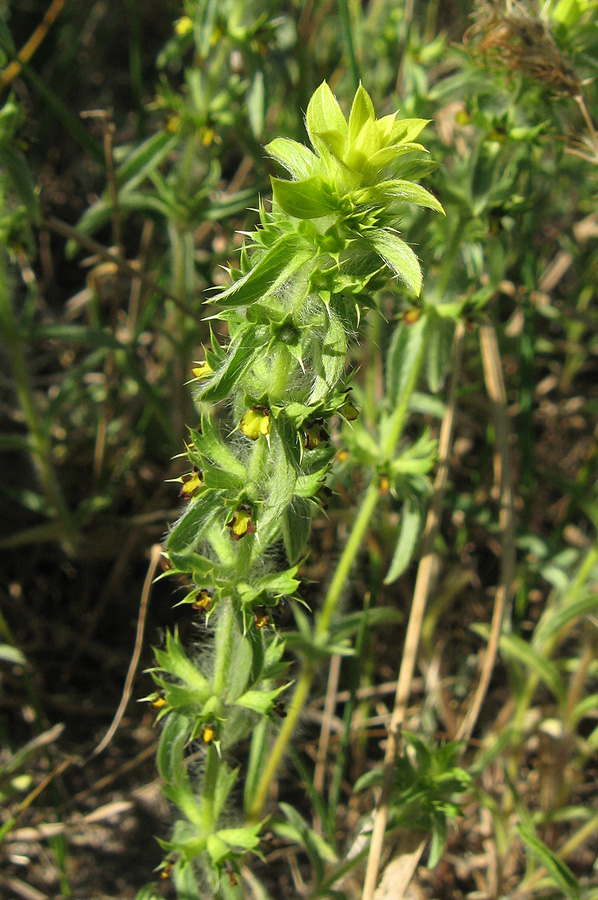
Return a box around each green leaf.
[244,717,270,812]
[0,143,40,224]
[386,314,429,406]
[152,630,211,701]
[348,83,376,148]
[265,138,319,180]
[426,315,456,393]
[365,229,422,296]
[282,497,313,563]
[196,329,260,402]
[0,644,27,666]
[389,118,431,144]
[247,70,265,139]
[272,176,337,219]
[260,432,297,529]
[194,0,219,58]
[355,180,444,215]
[532,591,598,649]
[115,131,179,191]
[275,803,337,886]
[167,492,224,555]
[190,417,247,480]
[306,82,348,148]
[384,496,423,584]
[518,824,581,899]
[474,627,566,704]
[216,822,263,851]
[309,309,347,403]
[234,682,291,715]
[212,234,313,308]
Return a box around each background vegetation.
[1,1,597,898]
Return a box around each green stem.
[248,476,380,821]
[247,660,315,821]
[338,0,361,93]
[317,479,380,636]
[0,252,77,554]
[202,744,220,831]
[213,601,236,696]
[381,316,429,459]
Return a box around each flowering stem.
[249,335,428,821]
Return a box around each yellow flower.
[192,360,213,379]
[378,474,390,494]
[179,469,203,499]
[200,126,215,147]
[201,723,216,745]
[151,696,167,709]
[227,505,255,540]
[240,407,270,440]
[254,608,270,630]
[192,589,212,612]
[174,15,193,36]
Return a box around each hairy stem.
[249,330,428,821]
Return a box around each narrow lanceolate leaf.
[495,631,566,703]
[211,234,313,308]
[384,497,423,584]
[518,825,581,899]
[532,591,598,649]
[389,117,431,145]
[195,330,260,403]
[266,138,319,180]
[272,176,337,219]
[366,228,422,296]
[306,82,348,147]
[355,180,445,215]
[348,84,376,147]
[194,0,219,58]
[0,143,40,223]
[386,314,430,406]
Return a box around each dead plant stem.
[456,322,515,742]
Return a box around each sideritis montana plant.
[142,82,444,899]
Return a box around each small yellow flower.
[227,505,255,540]
[403,308,421,324]
[254,608,270,630]
[201,723,216,745]
[240,406,270,440]
[378,474,390,494]
[200,126,215,147]
[191,360,213,379]
[174,15,193,37]
[179,469,203,499]
[192,589,212,612]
